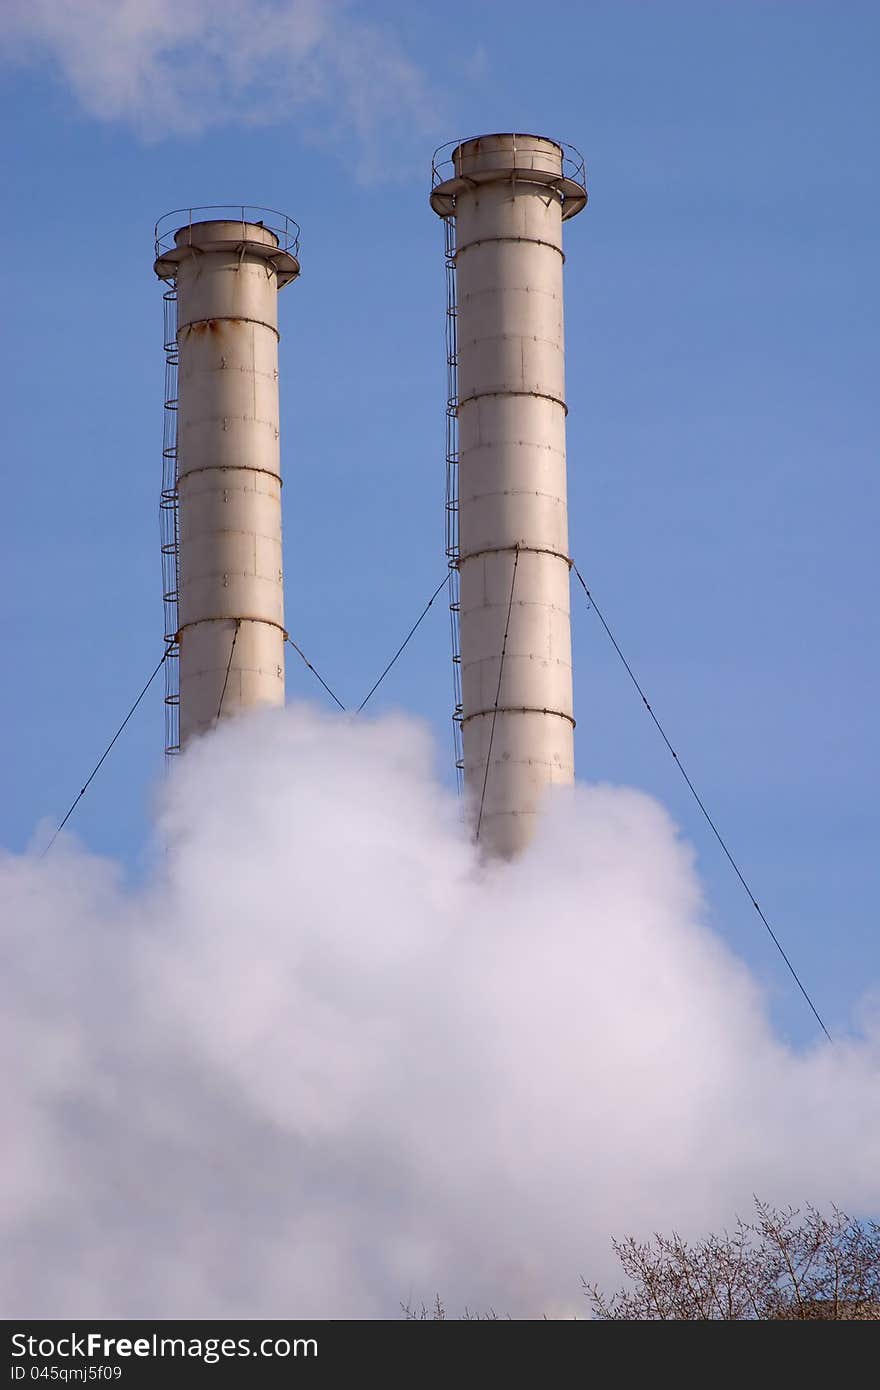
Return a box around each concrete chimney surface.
[432,135,586,857]
[154,217,299,746]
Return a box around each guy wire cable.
[571,560,832,1043]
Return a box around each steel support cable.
[285,573,449,717]
[39,570,448,859]
[570,561,832,1044]
[40,642,174,859]
[216,619,242,723]
[357,572,450,714]
[475,547,520,846]
[285,636,347,712]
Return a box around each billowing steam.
[1,0,434,161]
[2,706,879,1317]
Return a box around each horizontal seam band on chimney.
[178,316,280,341]
[458,544,572,566]
[437,173,569,197]
[177,465,283,486]
[177,617,287,638]
[455,236,565,261]
[462,706,576,728]
[457,389,568,414]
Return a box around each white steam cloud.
[3,706,879,1317]
[2,1,435,162]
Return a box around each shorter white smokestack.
[154,213,299,746]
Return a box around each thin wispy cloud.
[2,0,437,169]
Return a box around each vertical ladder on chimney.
[443,213,464,793]
[160,286,181,756]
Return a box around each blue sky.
[1,0,876,1044]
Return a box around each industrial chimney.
[431,134,587,857]
[154,209,299,748]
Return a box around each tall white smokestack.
[154,212,299,746]
[431,134,587,857]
